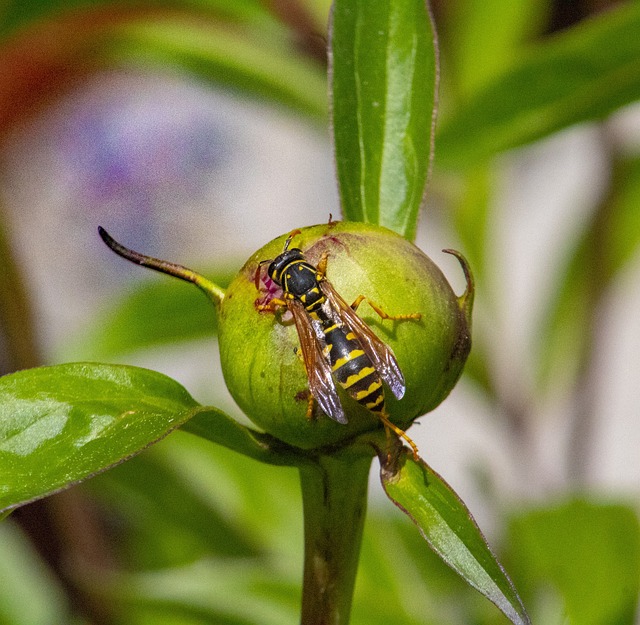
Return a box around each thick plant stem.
[299,453,372,625]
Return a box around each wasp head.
[267,248,305,285]
[256,228,306,287]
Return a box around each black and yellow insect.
[258,229,421,455]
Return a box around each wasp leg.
[306,393,316,420]
[316,251,329,280]
[350,295,421,321]
[379,413,419,460]
[257,297,288,313]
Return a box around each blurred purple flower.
[67,103,226,202]
[57,78,232,253]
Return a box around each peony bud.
[218,221,472,450]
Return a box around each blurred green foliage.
[0,0,639,624]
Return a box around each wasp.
[257,229,421,456]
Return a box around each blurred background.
[1,1,639,624]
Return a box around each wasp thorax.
[218,221,473,451]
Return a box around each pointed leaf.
[0,363,201,513]
[330,0,438,240]
[381,449,530,625]
[0,363,309,514]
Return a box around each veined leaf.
[0,363,307,513]
[437,2,640,169]
[381,449,530,625]
[0,363,201,513]
[330,0,438,240]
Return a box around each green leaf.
[0,363,201,513]
[87,431,304,581]
[381,449,530,625]
[330,0,438,240]
[109,17,327,119]
[437,2,640,169]
[508,499,640,625]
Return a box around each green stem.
[98,226,226,305]
[299,452,372,625]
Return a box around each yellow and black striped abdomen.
[323,324,385,414]
[278,254,386,415]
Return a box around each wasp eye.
[268,264,281,283]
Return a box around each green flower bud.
[218,221,472,450]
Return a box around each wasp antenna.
[255,258,273,289]
[98,227,225,305]
[283,228,302,251]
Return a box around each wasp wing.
[288,299,347,424]
[320,281,406,400]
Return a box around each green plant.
[1,1,640,625]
